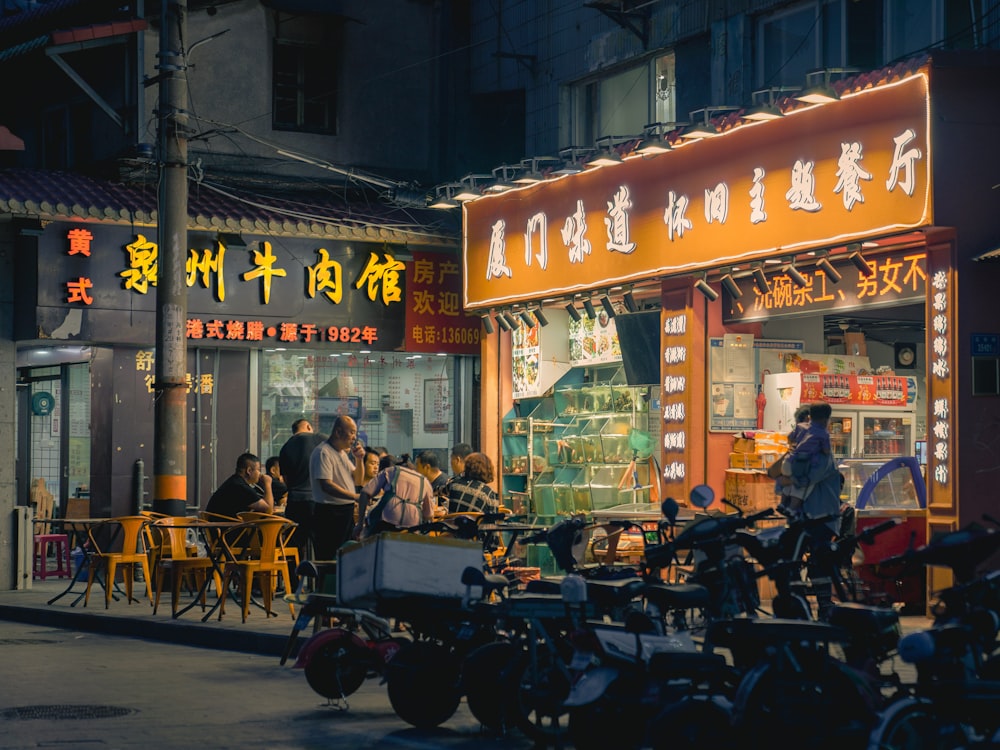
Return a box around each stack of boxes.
[723,431,788,512]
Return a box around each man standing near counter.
[309,415,366,560]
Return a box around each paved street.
[0,620,534,750]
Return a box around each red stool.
[33,533,72,580]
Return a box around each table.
[37,518,127,606]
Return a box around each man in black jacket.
[279,419,325,562]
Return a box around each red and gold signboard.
[800,373,908,407]
[404,250,481,354]
[463,72,931,309]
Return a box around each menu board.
[568,311,622,367]
[511,322,541,399]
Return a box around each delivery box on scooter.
[337,532,484,609]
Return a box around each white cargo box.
[337,532,483,609]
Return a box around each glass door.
[828,413,854,459]
[860,412,913,459]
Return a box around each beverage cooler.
[828,408,916,460]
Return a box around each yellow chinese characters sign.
[463,72,931,310]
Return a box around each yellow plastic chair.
[84,516,152,609]
[218,518,294,623]
[237,511,300,583]
[152,518,217,616]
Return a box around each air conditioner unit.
[14,506,33,590]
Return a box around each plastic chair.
[218,518,294,623]
[151,518,217,616]
[84,516,152,609]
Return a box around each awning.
[973,246,1000,261]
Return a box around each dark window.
[273,40,337,134]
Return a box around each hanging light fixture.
[623,290,638,313]
[533,308,550,327]
[586,136,625,167]
[680,106,739,140]
[600,295,616,319]
[481,314,495,335]
[495,311,513,332]
[848,243,874,277]
[720,273,743,299]
[785,263,808,288]
[582,298,598,319]
[518,310,537,328]
[816,255,842,283]
[501,312,521,330]
[565,301,582,321]
[752,264,771,295]
[694,276,719,301]
[635,122,679,155]
[795,68,858,105]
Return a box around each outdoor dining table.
[37,518,132,606]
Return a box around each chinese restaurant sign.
[404,250,481,355]
[33,224,415,349]
[463,72,931,309]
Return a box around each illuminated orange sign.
[463,72,931,309]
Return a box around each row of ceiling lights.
[694,243,875,301]
[481,290,641,333]
[429,68,862,208]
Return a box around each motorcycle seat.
[648,650,728,680]
[708,617,852,647]
[526,576,644,611]
[826,602,900,639]
[642,582,711,610]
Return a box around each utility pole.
[153,0,189,517]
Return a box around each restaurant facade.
[463,55,1000,590]
[9,194,476,532]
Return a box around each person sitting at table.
[205,452,273,518]
[266,456,288,510]
[356,455,435,538]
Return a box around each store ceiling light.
[518,310,537,328]
[816,256,842,283]
[582,298,598,319]
[785,264,808,288]
[848,244,874,277]
[752,265,771,295]
[694,276,719,302]
[600,295,616,319]
[480,314,495,335]
[720,273,743,299]
[533,307,550,327]
[565,302,582,321]
[502,312,521,330]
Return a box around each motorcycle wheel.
[510,649,572,745]
[647,698,734,750]
[568,701,646,750]
[462,641,520,732]
[386,641,461,729]
[303,633,369,700]
[869,698,955,750]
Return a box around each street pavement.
[0,578,932,748]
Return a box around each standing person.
[450,442,473,479]
[786,401,843,620]
[279,419,325,560]
[357,457,435,538]
[774,405,811,514]
[415,450,449,502]
[266,456,287,510]
[446,452,499,514]
[309,415,366,560]
[205,452,273,518]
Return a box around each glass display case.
[829,408,915,460]
[839,457,925,509]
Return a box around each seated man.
[205,452,273,518]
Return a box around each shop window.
[272,15,340,135]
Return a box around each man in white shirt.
[309,415,365,559]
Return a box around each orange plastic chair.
[237,511,300,576]
[218,518,294,623]
[84,516,152,609]
[152,518,217,616]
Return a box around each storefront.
[15,218,478,518]
[462,54,1000,589]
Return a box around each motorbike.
[867,521,1000,749]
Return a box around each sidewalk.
[0,577,933,661]
[0,576,297,657]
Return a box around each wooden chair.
[218,518,294,623]
[84,516,152,609]
[152,518,217,616]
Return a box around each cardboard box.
[724,469,777,513]
[729,452,782,470]
[733,436,756,454]
[337,532,483,609]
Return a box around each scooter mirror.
[689,484,715,509]
[660,497,679,524]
